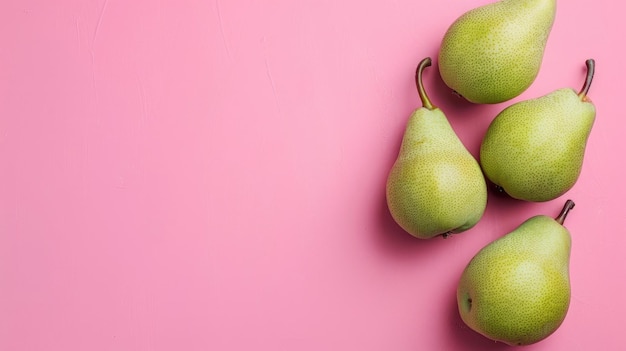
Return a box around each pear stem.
[577,59,595,99]
[555,199,576,225]
[415,57,435,110]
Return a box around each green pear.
[386,58,487,239]
[480,59,596,202]
[438,0,556,104]
[457,199,575,346]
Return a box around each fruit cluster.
[385,0,595,346]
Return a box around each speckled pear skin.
[385,107,487,239]
[480,88,596,202]
[438,0,556,104]
[457,213,571,346]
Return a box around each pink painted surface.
[0,0,623,350]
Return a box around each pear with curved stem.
[386,58,487,239]
[457,199,575,345]
[480,59,596,202]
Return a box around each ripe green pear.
[457,200,574,346]
[438,0,556,104]
[386,58,487,239]
[480,59,596,202]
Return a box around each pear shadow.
[478,182,541,241]
[484,181,539,214]
[445,287,514,351]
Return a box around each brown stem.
[415,57,435,110]
[578,59,595,99]
[555,199,575,225]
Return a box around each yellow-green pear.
[438,0,556,104]
[457,199,574,345]
[386,58,487,239]
[480,59,596,202]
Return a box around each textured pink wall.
[1,0,623,350]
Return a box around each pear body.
[386,107,487,239]
[457,215,571,345]
[480,88,595,201]
[438,0,556,104]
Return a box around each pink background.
[1,0,624,350]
